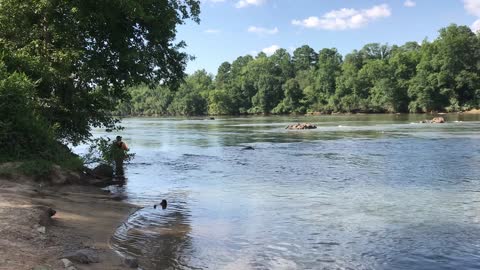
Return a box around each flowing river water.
[79,114,480,270]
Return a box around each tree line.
[117,24,480,116]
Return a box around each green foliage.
[273,79,305,114]
[0,0,200,144]
[117,84,174,116]
[118,24,480,116]
[83,137,135,166]
[0,0,199,174]
[0,59,82,173]
[208,89,234,115]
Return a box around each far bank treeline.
[118,24,480,116]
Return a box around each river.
[79,114,480,270]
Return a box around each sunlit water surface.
[77,114,480,270]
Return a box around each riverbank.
[115,109,480,119]
[464,109,480,114]
[0,174,139,270]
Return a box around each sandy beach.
[464,109,480,114]
[0,175,138,270]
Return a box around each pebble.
[37,226,46,234]
[61,258,73,268]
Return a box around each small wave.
[316,242,340,246]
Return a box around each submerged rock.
[63,249,99,264]
[286,123,317,130]
[242,146,255,150]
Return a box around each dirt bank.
[0,176,139,270]
[464,109,480,114]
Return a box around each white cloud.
[204,29,221,34]
[464,0,480,16]
[404,0,416,7]
[464,0,480,32]
[472,19,480,32]
[262,45,280,56]
[235,0,265,8]
[247,26,279,35]
[292,4,391,31]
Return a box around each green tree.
[360,43,393,61]
[168,71,212,116]
[292,45,318,73]
[243,56,283,114]
[387,42,422,112]
[227,55,254,113]
[270,48,295,79]
[332,50,368,112]
[0,0,200,144]
[215,62,232,89]
[273,78,305,113]
[208,89,234,115]
[306,48,343,111]
[409,25,480,112]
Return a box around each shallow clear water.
[81,114,480,270]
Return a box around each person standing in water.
[112,136,129,177]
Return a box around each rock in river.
[431,117,446,123]
[420,117,446,124]
[286,123,317,130]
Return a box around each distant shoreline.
[115,109,480,118]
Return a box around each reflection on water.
[113,192,193,269]
[77,114,480,270]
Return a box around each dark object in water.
[154,199,168,210]
[242,146,255,150]
[209,117,215,120]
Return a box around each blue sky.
[177,0,480,74]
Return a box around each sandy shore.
[464,109,480,114]
[0,176,139,270]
